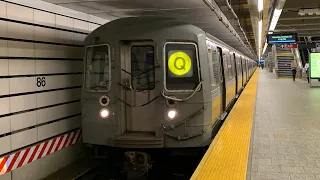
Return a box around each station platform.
[192,69,320,180]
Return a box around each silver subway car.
[81,17,256,157]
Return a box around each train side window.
[131,46,155,90]
[164,42,200,91]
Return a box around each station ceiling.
[43,0,258,59]
[276,0,320,39]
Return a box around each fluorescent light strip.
[258,0,263,12]
[258,20,262,58]
[269,9,283,31]
[262,42,268,54]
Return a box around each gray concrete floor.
[250,70,320,180]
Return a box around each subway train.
[81,16,256,170]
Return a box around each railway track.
[74,153,203,180]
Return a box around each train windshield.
[165,42,200,91]
[84,44,111,91]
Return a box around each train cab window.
[84,44,111,92]
[164,42,200,91]
[131,46,155,90]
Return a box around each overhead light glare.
[258,0,263,12]
[262,42,268,54]
[269,9,283,31]
[258,20,262,58]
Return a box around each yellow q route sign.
[168,51,192,76]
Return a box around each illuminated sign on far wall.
[267,33,298,44]
[310,53,320,79]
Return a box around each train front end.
[81,18,216,164]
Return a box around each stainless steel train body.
[81,17,256,150]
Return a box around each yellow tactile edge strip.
[191,69,259,180]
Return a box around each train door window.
[164,42,200,91]
[84,44,111,92]
[222,53,228,80]
[211,47,220,87]
[227,53,233,79]
[131,46,155,90]
[207,44,217,88]
[232,53,237,76]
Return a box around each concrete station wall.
[0,0,107,179]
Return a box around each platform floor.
[250,70,320,180]
[192,69,320,180]
[191,69,259,180]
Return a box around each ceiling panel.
[276,0,320,39]
[43,0,255,58]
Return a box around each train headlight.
[99,108,110,119]
[166,109,177,120]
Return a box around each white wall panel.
[74,19,89,33]
[38,116,80,141]
[11,128,37,150]
[36,88,81,108]
[0,1,6,18]
[0,1,104,177]
[0,136,11,155]
[9,75,82,95]
[10,77,35,94]
[0,40,8,56]
[0,79,9,95]
[7,3,33,22]
[34,10,55,27]
[0,98,10,115]
[55,46,82,58]
[5,0,107,24]
[7,22,35,40]
[35,60,80,74]
[10,94,36,113]
[34,26,56,42]
[59,116,81,133]
[34,44,58,58]
[35,74,81,91]
[37,102,80,124]
[55,30,73,44]
[69,46,84,58]
[73,34,86,45]
[0,59,8,76]
[0,116,10,135]
[8,41,35,57]
[11,111,37,131]
[89,23,100,31]
[0,20,8,37]
[37,121,59,141]
[56,15,73,30]
[9,59,35,75]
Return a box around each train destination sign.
[267,33,298,44]
[310,53,320,79]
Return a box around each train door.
[217,47,226,112]
[224,51,235,109]
[120,41,157,132]
[208,44,222,122]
